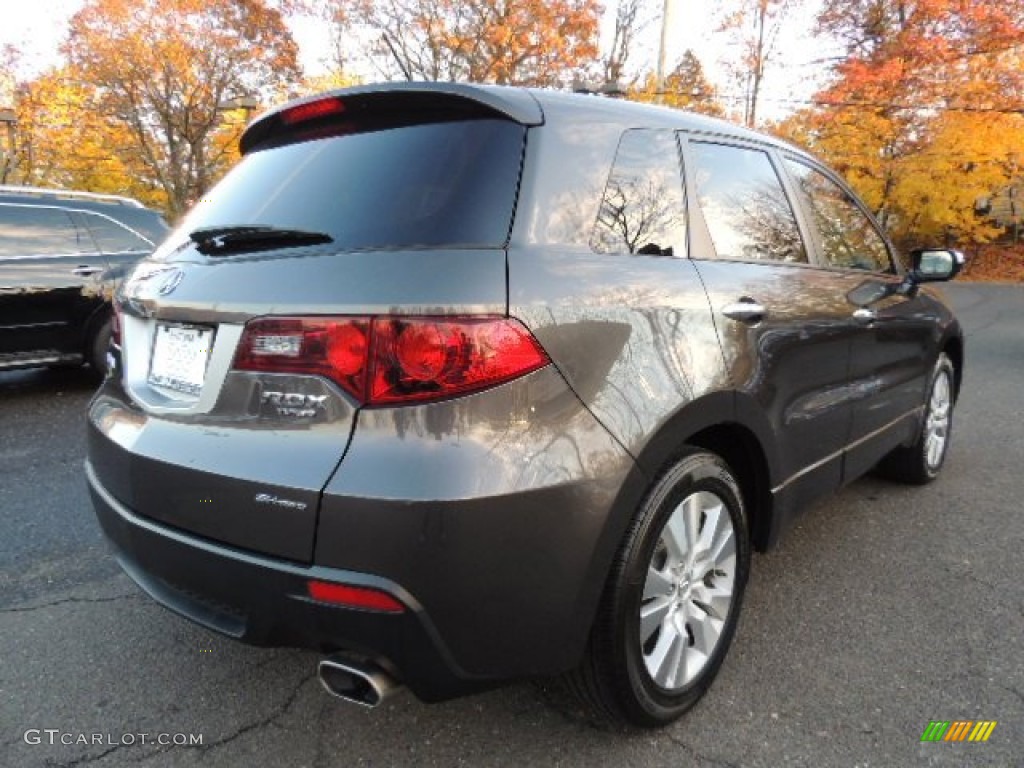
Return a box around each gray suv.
[86,83,963,727]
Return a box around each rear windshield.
[172,118,525,253]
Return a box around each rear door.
[780,156,937,479]
[0,203,106,360]
[681,138,860,502]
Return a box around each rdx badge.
[260,391,328,417]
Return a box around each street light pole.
[655,0,673,101]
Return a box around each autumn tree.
[717,0,801,127]
[603,0,652,86]
[630,50,724,117]
[0,44,23,183]
[63,0,301,218]
[328,0,601,86]
[775,0,1024,248]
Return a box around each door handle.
[72,265,103,277]
[722,300,766,323]
[853,307,876,324]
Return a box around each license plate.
[148,324,214,396]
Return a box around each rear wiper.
[189,225,333,256]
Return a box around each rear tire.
[566,448,751,727]
[88,317,113,377]
[876,353,954,484]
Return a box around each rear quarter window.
[591,129,687,257]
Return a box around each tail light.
[233,315,549,406]
[307,580,404,613]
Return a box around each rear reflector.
[307,580,405,613]
[280,97,345,125]
[233,315,548,406]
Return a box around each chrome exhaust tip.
[318,657,400,708]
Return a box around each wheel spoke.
[640,596,672,644]
[643,565,674,600]
[694,498,725,560]
[691,581,734,621]
[662,506,690,562]
[681,494,703,555]
[709,522,736,572]
[685,617,719,679]
[651,622,684,688]
[648,621,686,689]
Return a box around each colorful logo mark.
[921,720,997,742]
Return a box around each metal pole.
[656,0,672,100]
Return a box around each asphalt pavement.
[1,282,1021,767]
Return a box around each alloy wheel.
[639,490,737,690]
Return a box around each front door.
[779,157,936,480]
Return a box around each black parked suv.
[0,185,168,375]
[85,84,963,727]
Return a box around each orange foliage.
[775,0,1024,260]
[62,0,301,218]
[629,51,725,117]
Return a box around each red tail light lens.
[307,580,405,613]
[234,317,370,401]
[233,316,548,406]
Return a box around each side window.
[80,212,154,253]
[591,130,687,256]
[783,159,893,272]
[690,142,807,264]
[0,205,90,258]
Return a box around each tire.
[876,353,955,485]
[88,316,113,377]
[566,448,751,728]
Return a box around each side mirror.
[909,248,963,283]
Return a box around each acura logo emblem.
[157,269,184,296]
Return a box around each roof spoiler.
[240,82,544,155]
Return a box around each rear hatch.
[90,86,537,563]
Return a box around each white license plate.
[148,324,214,396]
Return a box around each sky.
[0,0,837,123]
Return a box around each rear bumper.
[87,459,482,701]
[86,364,647,699]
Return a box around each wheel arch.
[630,391,782,553]
[568,390,782,672]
